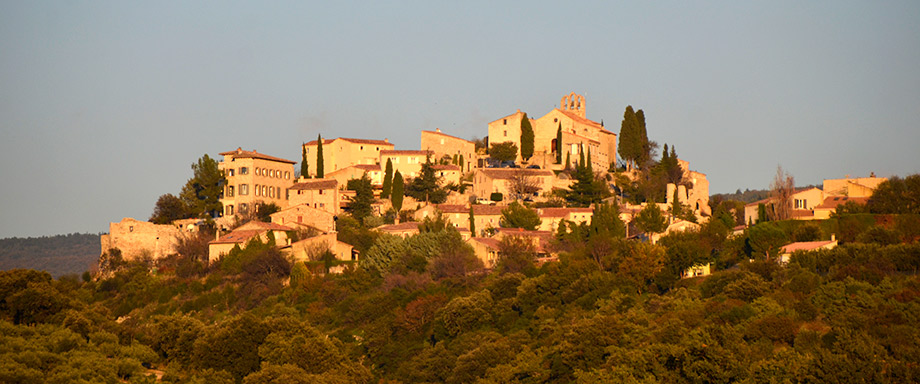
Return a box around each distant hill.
[713,185,820,204]
[0,233,100,278]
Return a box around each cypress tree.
[391,170,404,212]
[636,109,650,167]
[520,113,534,161]
[565,152,571,171]
[555,123,563,164]
[316,134,325,178]
[661,143,670,165]
[469,205,476,237]
[459,154,465,172]
[381,158,393,199]
[619,106,637,170]
[300,143,309,179]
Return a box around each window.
[227,169,235,176]
[227,185,234,197]
[554,118,558,122]
[129,226,134,232]
[504,130,507,137]
[240,184,249,195]
[285,171,290,179]
[225,205,234,216]
[240,167,249,175]
[360,146,364,150]
[319,189,324,195]
[503,119,507,125]
[795,199,807,209]
[239,203,249,215]
[440,139,445,145]
[255,168,261,176]
[255,185,261,196]
[277,187,281,198]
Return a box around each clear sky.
[1,1,918,238]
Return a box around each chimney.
[436,128,441,133]
[831,233,836,242]
[384,138,389,143]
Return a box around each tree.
[635,204,667,236]
[747,224,787,261]
[315,134,324,178]
[508,169,541,201]
[589,202,625,239]
[619,106,639,171]
[566,147,610,207]
[768,166,795,221]
[391,170,405,212]
[381,158,394,199]
[469,205,476,237]
[300,143,309,179]
[406,160,447,204]
[150,193,189,224]
[490,142,518,163]
[520,113,534,161]
[347,174,374,221]
[635,109,650,168]
[500,201,541,230]
[179,154,224,218]
[497,236,537,274]
[867,174,920,214]
[555,123,563,164]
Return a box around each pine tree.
[346,174,374,221]
[381,158,393,199]
[555,123,563,164]
[520,113,534,161]
[300,143,309,179]
[316,134,325,178]
[391,170,404,212]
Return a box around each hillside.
[0,233,100,277]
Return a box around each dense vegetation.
[0,234,100,278]
[2,206,920,383]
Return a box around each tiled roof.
[478,168,554,179]
[433,204,469,214]
[353,164,382,171]
[219,148,296,164]
[496,228,553,238]
[422,130,474,144]
[472,205,504,215]
[380,150,434,156]
[377,222,420,232]
[469,237,501,250]
[237,220,295,232]
[538,207,594,217]
[290,178,337,190]
[557,109,606,131]
[815,196,869,210]
[432,164,460,171]
[781,240,836,254]
[303,137,393,146]
[210,230,262,244]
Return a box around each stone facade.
[100,217,198,261]
[288,178,340,215]
[270,203,336,233]
[326,164,383,187]
[421,129,477,173]
[303,137,393,177]
[207,221,293,263]
[432,164,461,186]
[472,168,555,202]
[379,150,433,180]
[487,93,616,172]
[218,148,297,218]
[536,207,594,232]
[823,175,887,197]
[290,233,356,264]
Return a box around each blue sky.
[1,1,918,238]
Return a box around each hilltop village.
[102,92,887,278]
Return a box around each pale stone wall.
[288,178,340,215]
[421,129,477,173]
[432,165,461,186]
[219,148,296,217]
[326,165,383,186]
[270,204,336,233]
[823,176,887,197]
[380,150,432,180]
[100,217,193,261]
[290,233,354,263]
[487,110,527,158]
[303,138,393,176]
[472,169,554,202]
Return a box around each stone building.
[270,203,337,233]
[666,158,712,220]
[100,217,198,261]
[326,164,383,187]
[288,178,340,215]
[379,150,433,180]
[302,137,393,177]
[421,128,477,173]
[207,221,293,263]
[472,168,555,202]
[487,93,616,171]
[536,207,594,232]
[823,174,887,198]
[218,148,297,217]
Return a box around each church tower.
[560,92,586,118]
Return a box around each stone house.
[432,164,461,186]
[100,217,199,261]
[421,128,477,173]
[823,174,887,198]
[326,164,384,187]
[303,137,393,177]
[379,150,433,180]
[779,237,838,264]
[472,168,555,202]
[218,148,297,217]
[269,203,336,233]
[207,221,294,263]
[744,187,825,224]
[375,222,421,238]
[289,233,356,273]
[813,196,870,220]
[288,178,340,215]
[536,207,594,232]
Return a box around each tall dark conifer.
[381,158,393,199]
[300,143,309,179]
[520,113,534,161]
[555,123,563,164]
[316,134,325,178]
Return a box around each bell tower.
[560,92,586,118]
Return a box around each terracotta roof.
[422,130,474,144]
[561,130,601,145]
[210,230,262,244]
[790,209,815,218]
[377,222,420,232]
[478,168,554,179]
[538,207,594,217]
[290,178,337,190]
[219,148,296,164]
[557,109,606,131]
[488,110,527,125]
[353,164,381,171]
[815,196,869,210]
[303,137,393,146]
[432,164,460,171]
[380,149,433,156]
[433,204,469,214]
[781,240,836,254]
[469,237,501,250]
[237,220,295,232]
[472,205,504,215]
